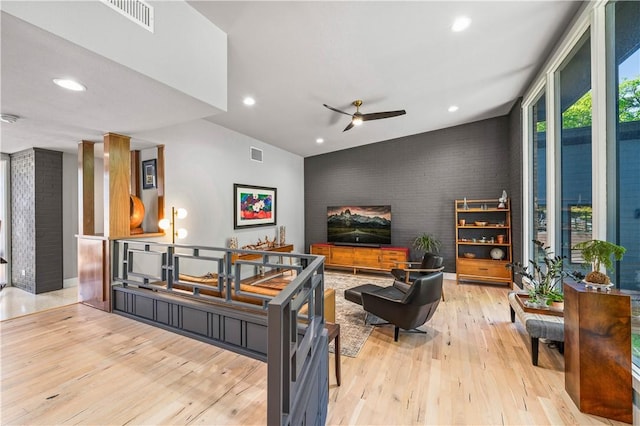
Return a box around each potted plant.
[413,233,441,255]
[507,240,576,307]
[571,239,625,285]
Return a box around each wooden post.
[78,141,95,235]
[103,133,131,238]
[130,150,141,197]
[157,145,165,225]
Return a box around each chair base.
[372,322,427,341]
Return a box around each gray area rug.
[324,271,394,357]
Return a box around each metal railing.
[111,239,328,425]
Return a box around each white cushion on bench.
[508,291,564,342]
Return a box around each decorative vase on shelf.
[229,237,238,249]
[463,197,469,210]
[279,226,286,246]
[498,190,508,209]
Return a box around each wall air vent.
[100,0,154,32]
[250,147,263,163]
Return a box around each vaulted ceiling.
[1,1,582,157]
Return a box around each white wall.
[2,0,227,110]
[134,120,305,252]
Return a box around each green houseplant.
[507,240,575,306]
[413,233,441,254]
[571,239,625,285]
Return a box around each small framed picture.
[142,159,157,189]
[234,184,277,229]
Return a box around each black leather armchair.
[391,253,444,300]
[391,253,444,283]
[361,272,443,342]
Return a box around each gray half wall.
[304,115,517,273]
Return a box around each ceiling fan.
[323,99,406,132]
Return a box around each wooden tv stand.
[310,243,408,274]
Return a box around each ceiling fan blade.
[343,121,355,132]
[361,110,406,121]
[323,104,352,116]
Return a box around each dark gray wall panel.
[305,116,515,272]
[10,148,62,293]
[112,285,270,361]
[135,294,154,320]
[246,322,268,354]
[182,306,208,336]
[156,300,170,324]
[224,317,242,346]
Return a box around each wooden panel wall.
[564,282,632,423]
[104,133,131,238]
[78,141,95,235]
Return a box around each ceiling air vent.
[101,0,154,33]
[250,147,263,163]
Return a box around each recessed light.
[53,78,86,91]
[448,105,459,112]
[243,97,256,106]
[451,16,471,32]
[316,138,324,144]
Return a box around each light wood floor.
[0,277,628,425]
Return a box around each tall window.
[608,1,640,290]
[532,93,547,259]
[558,34,592,270]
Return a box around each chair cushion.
[344,284,385,306]
[392,280,411,293]
[421,254,444,270]
[371,285,405,302]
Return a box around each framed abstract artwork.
[234,184,277,229]
[142,159,157,189]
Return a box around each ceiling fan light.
[53,78,86,91]
[352,116,363,126]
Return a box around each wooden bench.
[507,291,564,366]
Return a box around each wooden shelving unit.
[455,198,512,286]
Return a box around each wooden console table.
[230,244,294,263]
[309,243,408,274]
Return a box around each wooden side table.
[325,322,341,386]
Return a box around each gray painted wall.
[304,116,517,272]
[11,148,63,293]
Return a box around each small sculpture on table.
[229,237,238,249]
[242,236,277,250]
[279,225,286,245]
[498,190,508,209]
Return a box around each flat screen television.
[327,205,391,246]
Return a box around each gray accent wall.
[304,115,519,273]
[11,148,63,293]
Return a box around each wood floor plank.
[0,276,631,425]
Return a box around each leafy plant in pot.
[413,233,441,255]
[507,240,576,308]
[571,239,625,287]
